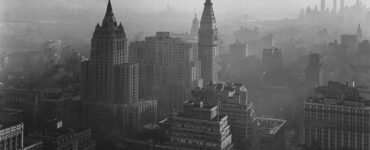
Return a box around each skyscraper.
[357,24,363,41]
[262,47,284,86]
[129,32,201,119]
[305,53,321,94]
[190,13,199,38]
[80,0,138,136]
[333,0,337,13]
[198,0,219,83]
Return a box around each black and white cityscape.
[1,0,370,149]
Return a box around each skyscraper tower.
[321,0,326,12]
[357,24,363,40]
[340,0,344,11]
[82,0,135,104]
[333,0,337,13]
[80,0,138,135]
[190,13,199,37]
[305,53,321,94]
[198,0,219,83]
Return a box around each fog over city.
[1,0,370,150]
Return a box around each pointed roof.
[102,0,117,28]
[357,23,363,39]
[192,13,199,24]
[200,0,216,29]
[357,24,362,33]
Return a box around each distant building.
[341,34,358,52]
[230,40,248,60]
[124,99,158,135]
[129,32,201,119]
[302,81,370,150]
[262,47,285,86]
[256,117,286,150]
[170,100,233,150]
[198,0,219,83]
[356,24,363,41]
[190,13,199,38]
[305,53,321,93]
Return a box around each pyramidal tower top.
[93,0,125,38]
[102,0,117,28]
[200,0,216,30]
[357,23,363,40]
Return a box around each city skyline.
[1,0,369,20]
[2,0,370,149]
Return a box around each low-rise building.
[256,117,286,150]
[170,100,233,150]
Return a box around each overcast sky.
[1,0,368,19]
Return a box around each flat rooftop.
[256,117,286,135]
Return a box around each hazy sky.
[1,0,369,19]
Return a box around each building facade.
[302,81,370,150]
[262,47,284,86]
[124,99,158,135]
[198,0,219,83]
[170,100,233,150]
[192,82,258,150]
[305,53,321,94]
[129,32,201,119]
[80,0,138,136]
[256,117,286,150]
[0,108,24,150]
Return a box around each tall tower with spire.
[81,0,138,134]
[198,0,219,83]
[357,24,363,40]
[190,13,199,37]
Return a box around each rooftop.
[306,81,370,108]
[256,117,286,135]
[31,127,75,138]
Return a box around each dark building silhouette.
[305,53,321,93]
[230,40,248,60]
[80,0,138,136]
[262,47,284,86]
[356,24,363,41]
[358,40,370,55]
[198,0,219,83]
